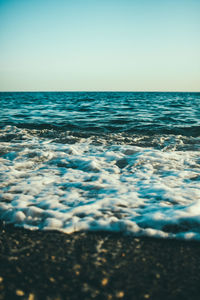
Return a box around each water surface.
[0,92,200,239]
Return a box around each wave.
[0,125,200,240]
[0,91,200,136]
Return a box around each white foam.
[0,126,200,239]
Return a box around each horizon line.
[0,90,199,93]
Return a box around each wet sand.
[0,223,200,300]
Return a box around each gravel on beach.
[0,223,200,300]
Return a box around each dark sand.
[0,223,200,300]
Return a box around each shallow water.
[0,92,200,239]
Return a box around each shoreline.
[0,224,200,300]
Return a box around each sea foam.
[0,126,200,239]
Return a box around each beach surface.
[0,223,200,300]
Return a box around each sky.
[0,0,200,91]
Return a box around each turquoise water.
[0,92,200,239]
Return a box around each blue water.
[0,92,200,239]
[1,92,199,136]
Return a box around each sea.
[0,92,200,240]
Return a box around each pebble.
[101,278,108,286]
[28,293,35,300]
[73,264,81,270]
[116,291,124,298]
[16,289,25,296]
[82,283,89,292]
[100,257,107,263]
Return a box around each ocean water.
[0,92,200,240]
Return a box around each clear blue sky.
[0,0,199,91]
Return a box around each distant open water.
[0,92,200,239]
